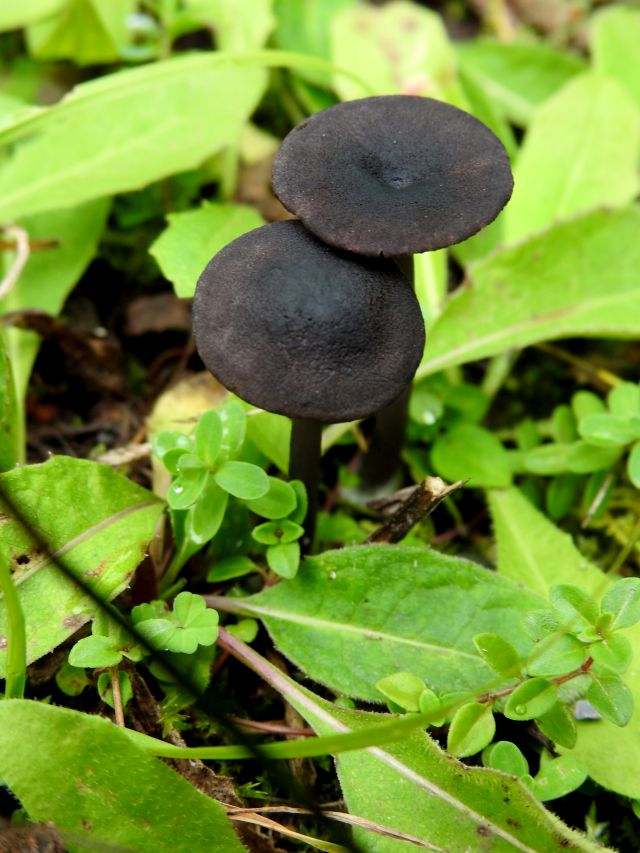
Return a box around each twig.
[96,441,152,466]
[475,657,594,705]
[365,477,465,544]
[110,666,126,727]
[0,225,30,301]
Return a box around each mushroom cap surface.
[272,95,513,257]
[192,221,425,422]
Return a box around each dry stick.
[365,477,465,544]
[0,225,30,301]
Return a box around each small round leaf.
[214,461,269,500]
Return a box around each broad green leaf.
[592,6,640,109]
[0,54,267,220]
[457,38,585,126]
[504,73,640,245]
[607,382,640,418]
[68,634,121,668]
[627,441,640,488]
[234,636,608,853]
[26,0,136,65]
[0,200,109,455]
[0,457,163,675]
[214,545,543,700]
[0,0,65,31]
[185,0,274,50]
[536,702,577,750]
[188,479,228,545]
[504,679,558,721]
[549,585,599,633]
[431,423,512,488]
[601,578,640,631]
[526,634,588,678]
[591,634,632,674]
[150,201,265,298]
[473,633,522,679]
[587,668,634,727]
[243,475,297,519]
[376,671,425,712]
[419,209,640,379]
[266,541,300,579]
[272,0,354,86]
[0,331,19,471]
[245,408,291,473]
[565,441,621,474]
[483,741,529,778]
[447,702,495,758]
[530,754,587,802]
[489,488,605,598]
[579,413,640,447]
[194,409,223,467]
[489,486,640,797]
[214,460,269,500]
[0,700,244,852]
[331,0,462,103]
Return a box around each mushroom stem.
[289,418,322,551]
[356,256,416,495]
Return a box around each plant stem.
[289,419,322,551]
[110,667,126,727]
[475,657,594,705]
[0,561,26,698]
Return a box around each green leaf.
[536,702,577,750]
[579,412,640,447]
[150,202,265,299]
[503,73,640,245]
[167,466,207,510]
[457,38,585,126]
[607,382,640,418]
[0,700,244,852]
[418,687,444,724]
[522,443,570,476]
[431,423,512,488]
[419,209,640,379]
[330,0,461,103]
[375,671,425,712]
[242,476,297,519]
[153,431,193,465]
[473,633,522,679]
[572,390,606,421]
[592,5,640,109]
[225,617,259,643]
[214,545,543,700]
[447,702,495,759]
[489,486,640,798]
[206,554,258,583]
[26,0,136,65]
[194,409,223,467]
[627,442,640,488]
[601,578,640,630]
[232,638,607,853]
[214,460,269,500]
[0,330,19,471]
[0,201,109,452]
[55,661,90,697]
[550,585,599,633]
[188,478,228,545]
[252,519,303,545]
[97,668,132,711]
[530,754,587,802]
[587,668,634,727]
[245,408,291,472]
[0,55,267,220]
[527,634,588,678]
[0,457,163,674]
[188,0,275,51]
[68,635,122,668]
[482,741,529,778]
[172,592,219,642]
[566,440,622,473]
[0,0,66,31]
[218,400,246,459]
[266,541,300,579]
[591,634,632,674]
[504,678,558,721]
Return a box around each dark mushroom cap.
[193,221,425,422]
[272,95,513,257]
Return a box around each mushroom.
[272,95,513,492]
[192,220,425,546]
